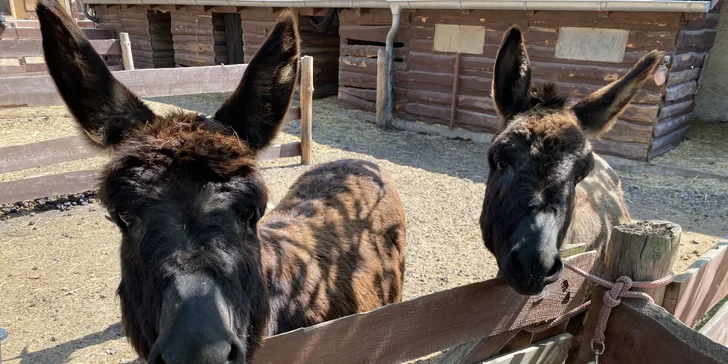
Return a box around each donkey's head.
[481,27,659,295]
[37,1,300,362]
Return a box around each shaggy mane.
[531,83,568,110]
[114,111,257,177]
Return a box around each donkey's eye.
[496,160,509,170]
[118,210,136,227]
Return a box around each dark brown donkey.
[480,27,660,295]
[37,1,406,363]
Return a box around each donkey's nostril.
[228,340,242,361]
[545,256,563,283]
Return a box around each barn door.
[224,13,243,65]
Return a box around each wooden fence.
[0,57,314,206]
[247,229,728,364]
[0,28,129,75]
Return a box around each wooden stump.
[575,220,682,364]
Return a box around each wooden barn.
[77,1,721,160]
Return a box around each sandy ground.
[1,96,727,363]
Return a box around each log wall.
[651,4,722,159]
[333,8,721,161]
[241,8,340,98]
[337,8,410,115]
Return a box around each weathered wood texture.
[252,252,597,364]
[574,221,727,364]
[0,65,248,107]
[171,7,217,67]
[300,56,314,165]
[649,9,720,160]
[698,298,728,347]
[663,239,728,328]
[483,334,573,364]
[241,8,339,98]
[148,10,176,68]
[576,300,728,364]
[337,8,408,113]
[0,39,121,57]
[335,10,684,160]
[0,107,302,205]
[0,170,100,205]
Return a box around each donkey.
[480,26,660,295]
[37,1,406,363]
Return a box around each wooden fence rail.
[251,252,597,364]
[663,238,728,327]
[0,57,314,206]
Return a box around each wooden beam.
[375,49,389,128]
[437,330,521,364]
[257,142,302,161]
[253,252,597,364]
[698,299,728,346]
[663,239,728,327]
[0,170,99,205]
[0,65,249,107]
[483,334,573,364]
[0,39,121,58]
[299,56,314,166]
[0,136,98,175]
[576,300,728,364]
[119,32,134,71]
[449,52,460,130]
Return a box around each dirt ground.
[1,96,727,363]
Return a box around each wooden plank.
[483,334,572,364]
[300,56,313,165]
[82,28,116,40]
[663,239,728,327]
[257,142,301,161]
[0,170,99,205]
[576,300,728,364]
[253,252,597,364]
[437,330,520,364]
[591,138,649,161]
[449,52,461,129]
[0,136,97,174]
[648,124,691,160]
[0,65,248,107]
[0,39,122,57]
[699,299,728,347]
[653,114,692,138]
[665,81,697,102]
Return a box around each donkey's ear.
[492,26,533,126]
[37,0,154,147]
[572,51,661,136]
[214,10,300,152]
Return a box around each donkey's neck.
[565,154,630,253]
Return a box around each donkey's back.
[258,159,406,335]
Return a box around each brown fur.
[36,0,406,361]
[481,26,659,295]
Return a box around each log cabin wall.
[651,3,722,159]
[337,8,410,114]
[148,10,175,68]
[241,8,340,98]
[170,6,215,67]
[334,8,721,161]
[119,5,153,68]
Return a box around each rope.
[524,262,674,345]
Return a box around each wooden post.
[119,32,134,71]
[574,221,681,364]
[300,56,313,166]
[376,49,389,128]
[449,52,461,130]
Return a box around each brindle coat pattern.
[37,1,406,362]
[481,26,660,295]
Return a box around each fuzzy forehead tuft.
[108,111,258,178]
